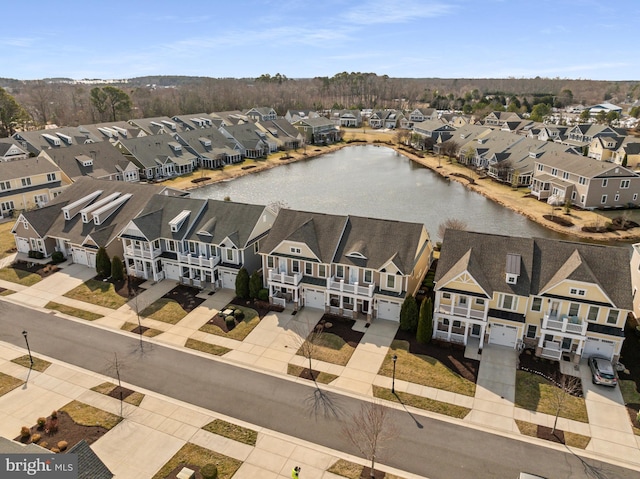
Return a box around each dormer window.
[505,253,520,284]
[290,247,301,254]
[569,288,586,297]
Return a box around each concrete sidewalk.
[0,341,424,479]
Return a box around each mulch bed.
[394,330,479,382]
[626,404,640,429]
[537,425,565,443]
[318,315,365,348]
[297,367,321,381]
[14,411,108,451]
[13,260,60,278]
[131,325,150,335]
[207,312,239,333]
[163,285,205,312]
[543,214,574,227]
[518,349,583,397]
[229,297,283,318]
[95,274,146,299]
[361,467,385,478]
[108,385,134,401]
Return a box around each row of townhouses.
[9,178,636,364]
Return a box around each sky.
[1,0,638,81]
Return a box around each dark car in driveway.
[588,356,618,387]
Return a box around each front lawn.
[0,372,24,396]
[202,419,257,446]
[0,267,42,286]
[0,221,15,259]
[200,304,260,341]
[379,340,476,396]
[373,385,471,419]
[185,339,231,356]
[64,279,128,309]
[45,301,103,321]
[139,298,188,324]
[151,442,242,479]
[11,355,51,372]
[515,370,588,423]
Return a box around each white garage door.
[377,299,401,321]
[583,338,615,360]
[489,323,518,348]
[164,263,180,281]
[221,270,236,289]
[87,251,96,268]
[72,248,88,266]
[304,288,325,309]
[16,238,29,254]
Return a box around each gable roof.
[68,440,113,479]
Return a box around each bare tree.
[438,218,468,240]
[291,319,325,385]
[342,402,397,478]
[550,374,582,434]
[105,352,126,418]
[440,140,460,163]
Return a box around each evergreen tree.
[235,267,250,299]
[96,246,111,277]
[111,255,124,281]
[416,298,433,344]
[399,295,419,332]
[249,271,262,300]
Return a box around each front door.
[550,301,560,317]
[471,324,481,337]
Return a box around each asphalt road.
[1,300,637,479]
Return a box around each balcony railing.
[434,330,465,344]
[542,314,587,336]
[541,340,562,360]
[436,304,485,320]
[178,253,220,269]
[125,245,162,259]
[268,269,302,286]
[327,277,375,297]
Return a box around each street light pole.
[22,330,33,366]
[392,354,397,394]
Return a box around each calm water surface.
[190,145,566,240]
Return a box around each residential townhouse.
[285,110,320,123]
[528,125,568,143]
[11,178,174,265]
[80,122,146,143]
[434,230,632,363]
[587,135,625,162]
[368,110,404,129]
[291,117,341,145]
[259,209,433,322]
[12,127,101,156]
[244,107,278,122]
[329,110,362,128]
[611,140,640,169]
[531,152,640,208]
[0,139,29,161]
[128,117,185,136]
[0,156,68,218]
[117,134,197,180]
[482,111,523,128]
[209,111,251,126]
[218,124,270,158]
[172,128,241,169]
[406,108,438,127]
[255,119,304,151]
[563,124,622,149]
[171,113,223,131]
[120,195,275,289]
[39,141,140,183]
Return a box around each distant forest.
[1,73,639,129]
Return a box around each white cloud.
[343,0,456,25]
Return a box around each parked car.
[588,356,618,387]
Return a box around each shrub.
[417,298,433,344]
[399,295,419,332]
[235,267,250,299]
[225,317,236,329]
[45,417,58,434]
[20,426,31,438]
[51,251,65,264]
[233,309,244,320]
[31,433,41,443]
[37,417,46,428]
[50,410,58,419]
[96,246,111,277]
[39,442,48,449]
[111,256,124,281]
[249,271,262,299]
[50,447,60,453]
[201,464,218,479]
[57,441,68,451]
[258,288,269,301]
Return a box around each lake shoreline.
[162,132,640,243]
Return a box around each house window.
[562,172,569,180]
[386,275,395,289]
[290,247,301,254]
[475,298,485,306]
[537,164,543,171]
[601,195,607,204]
[153,240,160,249]
[459,296,468,306]
[225,249,234,262]
[621,180,630,189]
[336,265,344,278]
[453,320,461,328]
[607,309,619,325]
[166,240,176,252]
[569,288,586,297]
[291,260,300,273]
[364,270,373,283]
[634,194,638,201]
[571,191,576,200]
[318,264,326,277]
[442,292,451,299]
[578,177,587,185]
[526,324,537,339]
[47,173,56,181]
[0,181,10,190]
[1,201,15,211]
[267,256,274,269]
[551,168,558,176]
[602,179,608,187]
[614,194,620,201]
[500,294,517,311]
[531,297,542,312]
[581,195,585,203]
[568,303,580,317]
[21,177,32,187]
[587,306,599,322]
[305,263,313,275]
[254,242,259,254]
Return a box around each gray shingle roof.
[67,440,113,479]
[40,141,133,181]
[188,200,267,247]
